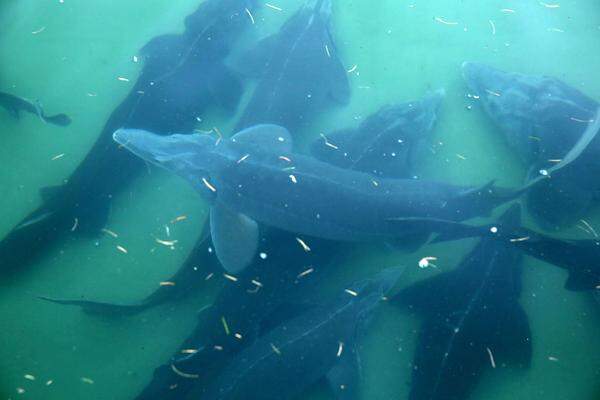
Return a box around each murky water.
[0,1,599,399]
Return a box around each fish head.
[462,62,546,164]
[113,128,220,201]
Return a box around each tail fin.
[510,234,600,291]
[519,105,600,194]
[0,206,71,277]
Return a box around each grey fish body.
[114,124,515,273]
[0,91,71,126]
[310,90,445,178]
[462,62,600,228]
[212,142,463,242]
[234,0,349,130]
[202,267,402,400]
[396,205,531,400]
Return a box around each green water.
[0,0,599,399]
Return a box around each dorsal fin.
[230,124,293,152]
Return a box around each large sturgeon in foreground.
[113,124,521,273]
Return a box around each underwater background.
[0,0,599,399]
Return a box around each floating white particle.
[32,26,46,35]
[259,252,268,259]
[270,343,281,355]
[434,16,459,25]
[265,3,283,11]
[337,342,344,357]
[297,267,314,278]
[418,256,437,268]
[295,237,311,251]
[490,226,498,233]
[202,177,217,192]
[540,1,560,8]
[245,8,255,24]
[486,348,497,368]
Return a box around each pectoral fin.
[210,203,259,274]
[326,345,361,400]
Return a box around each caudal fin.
[0,206,71,277]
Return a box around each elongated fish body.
[234,0,349,130]
[0,91,71,126]
[462,62,600,229]
[310,90,444,178]
[43,94,445,399]
[200,267,402,400]
[114,124,516,273]
[396,205,531,400]
[205,301,357,399]
[213,142,470,241]
[0,0,255,276]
